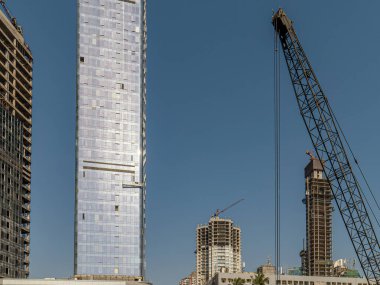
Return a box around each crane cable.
[274,16,281,281]
[329,108,380,228]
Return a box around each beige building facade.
[196,217,242,285]
[207,273,368,285]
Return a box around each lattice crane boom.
[272,8,380,284]
[213,198,244,218]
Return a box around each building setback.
[0,6,33,279]
[196,217,242,285]
[300,157,333,276]
[76,0,147,281]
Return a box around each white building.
[207,273,370,285]
[0,279,151,285]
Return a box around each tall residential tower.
[75,0,147,281]
[0,5,33,279]
[300,156,333,276]
[196,217,242,285]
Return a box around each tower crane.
[272,9,380,284]
[0,0,22,35]
[213,198,244,218]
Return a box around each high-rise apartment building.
[0,6,32,278]
[75,0,147,281]
[300,157,333,276]
[196,217,242,285]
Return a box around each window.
[82,213,85,220]
[115,205,119,211]
[80,57,84,63]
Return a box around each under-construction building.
[179,272,197,285]
[0,4,33,278]
[196,217,242,285]
[300,157,333,276]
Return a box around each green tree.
[252,273,269,285]
[232,278,245,285]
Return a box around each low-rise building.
[0,279,151,285]
[257,262,276,276]
[207,273,369,285]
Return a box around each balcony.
[22,184,31,191]
[22,193,31,201]
[21,213,30,221]
[22,203,30,211]
[21,223,30,233]
[22,234,30,243]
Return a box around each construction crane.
[272,9,380,284]
[0,0,22,35]
[213,198,244,218]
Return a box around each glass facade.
[75,0,147,279]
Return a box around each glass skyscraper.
[75,0,147,280]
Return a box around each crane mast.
[272,8,380,284]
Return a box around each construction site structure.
[301,156,333,276]
[0,2,32,279]
[333,259,360,278]
[196,217,242,285]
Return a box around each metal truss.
[273,9,380,284]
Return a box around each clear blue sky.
[6,1,380,285]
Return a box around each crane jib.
[272,8,380,285]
